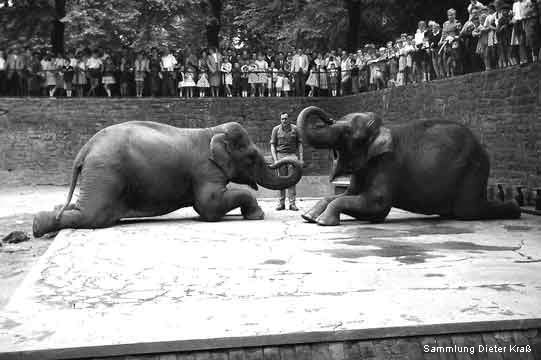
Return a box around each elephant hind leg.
[33,208,120,238]
[452,165,521,220]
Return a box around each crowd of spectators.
[0,0,539,98]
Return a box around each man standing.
[290,48,308,96]
[270,112,304,211]
[161,48,177,97]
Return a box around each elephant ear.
[366,114,393,159]
[209,133,235,179]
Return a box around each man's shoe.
[276,204,286,211]
[289,204,299,211]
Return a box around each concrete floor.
[1,194,541,353]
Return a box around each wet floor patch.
[318,234,521,265]
[262,259,287,265]
[504,225,532,232]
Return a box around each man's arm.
[270,127,278,162]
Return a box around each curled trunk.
[256,157,303,190]
[296,106,345,149]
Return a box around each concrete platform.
[1,199,541,358]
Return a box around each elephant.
[32,121,303,237]
[296,106,521,226]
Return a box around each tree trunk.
[205,0,222,48]
[345,0,361,51]
[51,0,65,55]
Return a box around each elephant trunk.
[256,157,303,190]
[296,106,344,149]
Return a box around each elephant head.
[296,106,393,181]
[209,123,303,190]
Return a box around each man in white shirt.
[290,48,308,96]
[161,48,178,96]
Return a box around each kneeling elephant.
[33,121,303,237]
[297,106,521,226]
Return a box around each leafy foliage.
[0,0,471,52]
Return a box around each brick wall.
[0,63,540,187]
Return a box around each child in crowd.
[102,57,116,97]
[475,12,490,70]
[40,52,56,97]
[240,63,250,97]
[53,53,66,96]
[177,65,184,97]
[134,51,148,97]
[496,4,513,68]
[247,61,258,96]
[119,55,131,97]
[254,53,268,97]
[328,62,338,96]
[485,4,498,70]
[182,64,196,98]
[511,0,525,64]
[414,21,429,82]
[74,52,87,97]
[63,53,75,97]
[220,58,233,97]
[197,62,209,97]
[305,63,319,96]
[231,62,242,97]
[318,64,328,95]
[267,61,279,96]
[521,0,539,63]
[86,50,102,96]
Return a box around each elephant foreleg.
[302,175,361,223]
[316,191,392,226]
[195,185,264,222]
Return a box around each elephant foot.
[301,213,317,223]
[316,213,340,226]
[243,206,265,220]
[33,211,59,238]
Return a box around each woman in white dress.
[220,59,233,97]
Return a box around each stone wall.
[0,63,540,188]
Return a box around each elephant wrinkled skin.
[297,106,521,226]
[33,121,303,237]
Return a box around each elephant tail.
[54,144,90,221]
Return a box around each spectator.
[207,47,222,97]
[74,50,88,97]
[496,2,513,68]
[220,56,233,97]
[255,52,268,97]
[7,47,25,96]
[161,48,177,97]
[63,52,75,97]
[485,4,498,70]
[231,61,242,97]
[118,54,131,97]
[414,21,430,82]
[340,50,352,95]
[26,52,42,96]
[511,0,526,64]
[475,12,490,71]
[469,0,488,19]
[267,61,279,97]
[305,62,319,96]
[290,48,308,96]
[521,0,540,63]
[428,21,443,79]
[134,51,149,97]
[197,52,210,97]
[40,51,56,97]
[0,50,6,95]
[440,8,462,77]
[240,62,250,97]
[461,13,482,73]
[328,61,339,96]
[102,56,116,97]
[148,48,161,96]
[183,64,197,98]
[86,49,103,96]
